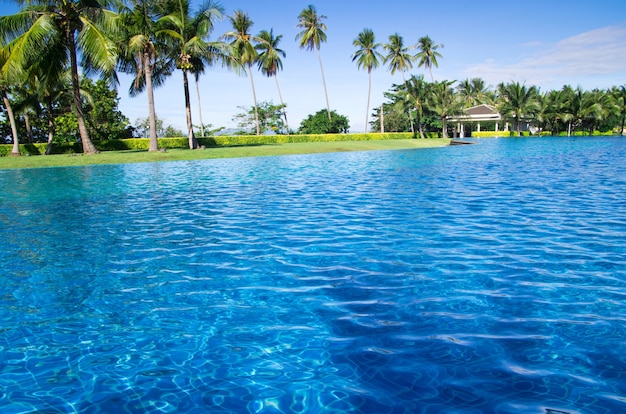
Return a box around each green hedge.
[1,132,445,156]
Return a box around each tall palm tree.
[352,28,382,132]
[415,36,443,82]
[497,81,539,136]
[159,0,224,148]
[296,4,331,121]
[0,0,119,154]
[222,10,261,135]
[256,29,288,132]
[383,33,413,82]
[430,80,463,138]
[118,0,174,151]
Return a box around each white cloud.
[463,24,626,89]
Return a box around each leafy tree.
[497,82,539,136]
[298,109,349,134]
[383,33,413,82]
[256,28,288,131]
[233,101,286,134]
[134,115,183,137]
[81,78,131,140]
[296,4,331,121]
[352,28,382,132]
[222,10,261,135]
[415,36,443,82]
[0,0,120,154]
[159,0,224,148]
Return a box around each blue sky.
[2,0,626,132]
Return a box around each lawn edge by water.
[0,138,452,170]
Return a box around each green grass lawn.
[0,139,451,170]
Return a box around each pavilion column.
[496,122,499,132]
[477,122,481,132]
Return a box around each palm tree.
[352,28,382,132]
[537,89,567,135]
[457,77,488,107]
[415,36,443,82]
[383,33,413,82]
[256,29,288,132]
[430,80,463,138]
[296,4,331,121]
[159,0,224,148]
[118,0,175,151]
[0,0,119,154]
[403,74,429,139]
[221,10,261,135]
[611,85,626,135]
[497,81,539,136]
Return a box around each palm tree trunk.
[274,73,289,132]
[2,91,20,156]
[364,71,371,132]
[183,70,197,149]
[24,114,32,144]
[45,96,55,155]
[317,48,331,121]
[195,77,204,137]
[418,116,425,139]
[68,32,98,154]
[248,66,260,135]
[144,52,159,152]
[442,116,448,138]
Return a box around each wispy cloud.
[463,24,626,88]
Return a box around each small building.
[449,104,505,137]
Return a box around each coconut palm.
[457,77,489,107]
[383,33,413,82]
[403,74,429,139]
[0,0,119,154]
[159,0,224,148]
[610,85,626,135]
[430,80,463,138]
[222,10,262,135]
[352,28,382,132]
[118,0,175,151]
[256,29,288,132]
[497,81,539,136]
[296,4,331,121]
[415,36,443,82]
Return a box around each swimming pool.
[1,137,624,413]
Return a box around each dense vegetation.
[1,1,624,158]
[372,78,626,138]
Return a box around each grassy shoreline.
[0,138,451,170]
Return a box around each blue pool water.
[0,137,625,413]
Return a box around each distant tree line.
[371,78,626,138]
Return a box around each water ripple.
[0,137,625,413]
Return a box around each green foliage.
[298,109,350,134]
[81,78,131,141]
[233,101,287,134]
